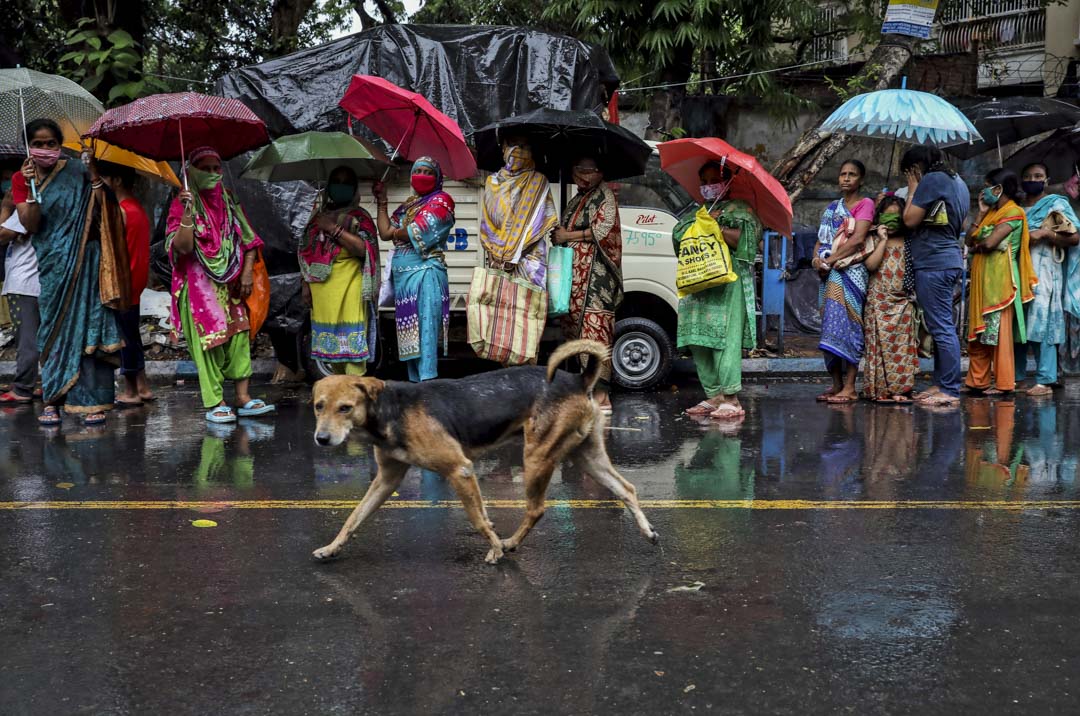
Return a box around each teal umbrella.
[240,130,391,183]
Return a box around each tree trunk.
[772,34,919,202]
[644,43,694,141]
[270,0,318,55]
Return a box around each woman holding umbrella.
[676,160,762,421]
[167,146,275,423]
[13,119,124,427]
[553,156,623,413]
[1016,161,1079,396]
[300,165,379,376]
[373,157,454,382]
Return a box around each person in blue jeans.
[900,146,970,408]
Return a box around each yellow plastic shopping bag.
[675,206,738,298]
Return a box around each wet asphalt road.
[2,378,1080,714]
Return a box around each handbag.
[546,245,573,316]
[467,265,547,365]
[675,206,738,298]
[245,249,271,337]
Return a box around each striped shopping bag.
[467,266,548,365]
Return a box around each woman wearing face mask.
[373,157,454,382]
[300,165,379,376]
[552,156,622,413]
[167,146,275,423]
[479,138,558,293]
[1016,162,1080,396]
[812,159,875,404]
[678,160,761,421]
[12,119,124,427]
[963,168,1037,396]
[862,195,919,403]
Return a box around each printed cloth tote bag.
[467,266,547,365]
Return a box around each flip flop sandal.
[114,398,143,408]
[84,412,107,426]
[1028,385,1053,397]
[237,399,276,417]
[918,394,960,408]
[38,406,62,426]
[685,401,716,415]
[816,392,838,402]
[709,404,745,420]
[0,391,32,404]
[206,406,237,424]
[826,394,857,404]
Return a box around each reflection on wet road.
[2,382,1080,713]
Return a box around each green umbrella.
[239,130,391,183]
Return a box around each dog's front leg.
[445,464,505,565]
[313,451,408,561]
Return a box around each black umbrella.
[1004,126,1080,180]
[947,97,1080,161]
[470,108,651,181]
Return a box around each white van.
[311,146,694,391]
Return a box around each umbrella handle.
[179,117,189,194]
[381,111,421,182]
[18,85,40,203]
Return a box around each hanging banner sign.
[881,0,940,39]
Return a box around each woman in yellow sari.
[964,168,1037,395]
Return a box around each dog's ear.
[348,376,384,402]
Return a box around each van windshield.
[610,155,695,217]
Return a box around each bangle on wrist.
[180,221,194,229]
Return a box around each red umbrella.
[339,75,476,180]
[658,137,793,237]
[85,92,270,162]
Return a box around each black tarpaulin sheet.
[216,24,620,138]
[211,23,620,282]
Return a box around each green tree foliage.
[59,19,169,105]
[411,0,560,30]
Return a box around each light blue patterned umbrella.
[820,88,982,147]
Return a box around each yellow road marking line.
[1,499,1080,511]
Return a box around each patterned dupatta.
[298,200,379,301]
[479,146,558,266]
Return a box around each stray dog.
[310,340,658,564]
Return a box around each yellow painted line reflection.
[2,499,1080,510]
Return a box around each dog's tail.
[546,339,610,394]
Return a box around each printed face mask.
[29,147,61,168]
[879,212,902,230]
[188,166,223,191]
[1021,180,1045,196]
[700,180,731,202]
[411,173,437,195]
[327,182,355,205]
[981,186,1001,206]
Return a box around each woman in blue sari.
[1018,162,1080,395]
[13,119,124,427]
[812,160,875,403]
[373,157,454,382]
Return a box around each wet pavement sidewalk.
[2,380,1080,713]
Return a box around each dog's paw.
[500,538,518,553]
[484,547,504,565]
[648,530,660,546]
[312,544,341,561]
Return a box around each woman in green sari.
[676,161,762,420]
[13,119,124,427]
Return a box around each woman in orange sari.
[964,168,1037,395]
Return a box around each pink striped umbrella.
[339,75,476,180]
[86,92,269,162]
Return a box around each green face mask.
[188,166,223,191]
[879,212,901,231]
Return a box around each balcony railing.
[937,0,1046,54]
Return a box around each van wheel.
[611,317,674,392]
